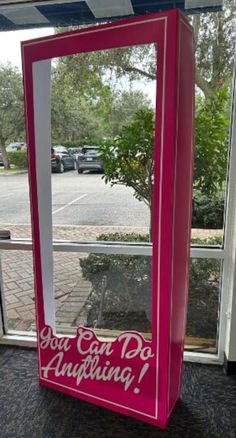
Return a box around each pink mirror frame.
[22,9,194,428]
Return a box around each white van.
[6,143,27,152]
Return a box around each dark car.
[77,146,103,174]
[51,146,76,173]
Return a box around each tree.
[192,0,235,97]
[105,4,235,98]
[100,88,229,236]
[109,89,152,137]
[194,86,229,197]
[51,83,110,142]
[51,61,113,142]
[56,2,235,100]
[51,59,152,142]
[52,6,233,227]
[99,108,154,239]
[0,64,24,169]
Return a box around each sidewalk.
[1,224,148,333]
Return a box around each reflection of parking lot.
[0,173,150,227]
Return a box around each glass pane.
[1,247,222,352]
[190,4,235,247]
[55,251,152,340]
[185,257,222,353]
[1,250,35,332]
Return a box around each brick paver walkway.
[0,224,222,333]
[0,224,149,333]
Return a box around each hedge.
[80,233,221,339]
[192,192,224,229]
[8,150,28,169]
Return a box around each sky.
[0,27,54,71]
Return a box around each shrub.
[8,150,27,169]
[80,233,221,339]
[194,87,229,197]
[187,256,220,339]
[191,236,222,246]
[192,191,224,229]
[80,233,151,332]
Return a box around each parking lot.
[0,171,149,229]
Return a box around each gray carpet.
[0,346,236,438]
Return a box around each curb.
[0,170,28,176]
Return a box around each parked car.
[68,147,83,160]
[0,143,27,167]
[6,142,27,152]
[77,146,104,174]
[51,146,76,173]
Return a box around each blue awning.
[0,1,222,32]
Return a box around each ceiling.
[0,0,222,31]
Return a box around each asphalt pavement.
[0,171,150,228]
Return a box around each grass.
[191,228,223,247]
[0,166,27,174]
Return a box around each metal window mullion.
[190,248,225,259]
[0,239,226,259]
[0,256,8,336]
[217,61,236,363]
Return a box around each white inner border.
[32,59,56,331]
